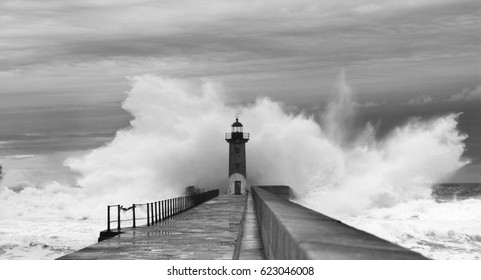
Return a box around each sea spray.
[343,198,481,259]
[66,75,343,205]
[66,76,232,203]
[0,73,471,259]
[66,73,468,215]
[297,72,468,216]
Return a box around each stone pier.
[58,194,264,260]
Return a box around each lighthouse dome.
[231,118,243,133]
[232,118,243,127]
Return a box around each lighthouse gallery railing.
[225,132,249,140]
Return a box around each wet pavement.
[58,195,258,260]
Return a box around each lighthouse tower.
[225,117,249,195]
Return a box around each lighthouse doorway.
[234,181,241,195]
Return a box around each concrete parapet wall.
[251,185,427,260]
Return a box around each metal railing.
[106,189,219,232]
[225,132,249,140]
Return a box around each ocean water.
[0,217,103,260]
[432,183,481,202]
[1,176,480,259]
[342,183,481,260]
[0,75,478,260]
[0,123,122,259]
[0,151,105,260]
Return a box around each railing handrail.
[106,189,219,232]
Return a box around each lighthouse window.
[235,162,240,170]
[234,146,240,154]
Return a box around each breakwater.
[251,185,427,260]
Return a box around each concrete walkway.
[58,195,247,260]
[239,192,265,259]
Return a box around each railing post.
[147,203,150,226]
[175,198,177,214]
[117,204,121,230]
[161,200,164,220]
[161,200,165,220]
[107,206,111,232]
[154,201,158,223]
[132,204,136,228]
[151,202,154,225]
[167,199,170,218]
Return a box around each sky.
[0,0,480,181]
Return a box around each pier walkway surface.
[59,194,265,260]
[238,193,265,260]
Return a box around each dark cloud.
[0,0,479,110]
[2,0,479,71]
[407,95,434,105]
[450,85,481,102]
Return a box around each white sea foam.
[0,217,102,260]
[0,73,471,259]
[343,199,481,259]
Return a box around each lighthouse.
[225,117,249,195]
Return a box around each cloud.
[449,85,481,102]
[0,0,479,108]
[357,100,386,108]
[407,95,435,106]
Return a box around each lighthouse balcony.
[225,132,249,140]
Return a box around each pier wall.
[251,185,427,260]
